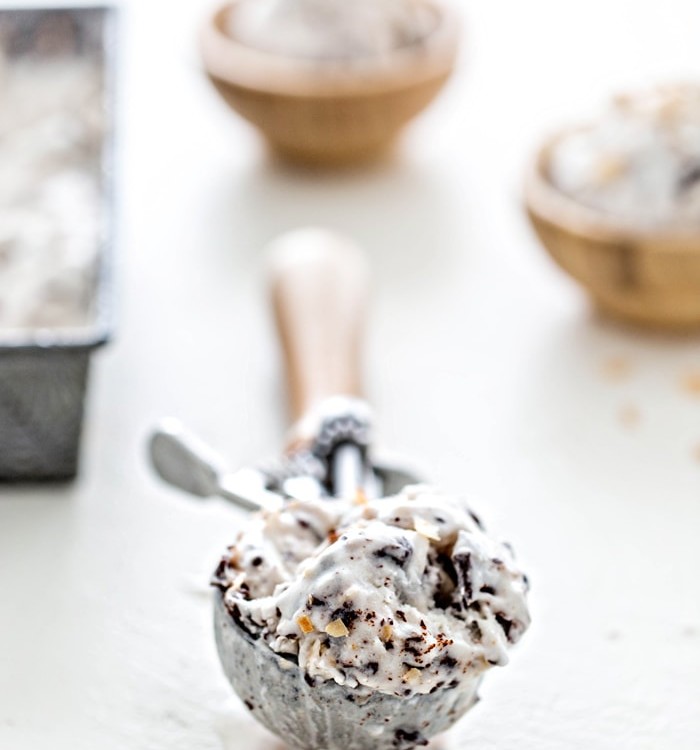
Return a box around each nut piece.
[353,488,368,505]
[593,154,628,184]
[325,619,350,637]
[414,517,441,542]
[403,667,422,683]
[297,615,315,634]
[380,624,393,642]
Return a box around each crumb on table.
[618,403,641,429]
[680,371,700,397]
[601,356,633,382]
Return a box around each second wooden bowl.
[525,131,700,330]
[200,0,460,166]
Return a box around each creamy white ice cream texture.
[0,56,103,334]
[549,84,700,226]
[227,0,438,61]
[214,485,530,699]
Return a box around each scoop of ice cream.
[548,83,700,226]
[227,0,438,61]
[213,485,530,700]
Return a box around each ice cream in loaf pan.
[213,485,530,698]
[0,54,103,334]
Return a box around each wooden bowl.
[200,0,460,166]
[525,130,700,330]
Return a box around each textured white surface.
[1,1,700,748]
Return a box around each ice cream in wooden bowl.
[200,0,460,166]
[525,84,700,329]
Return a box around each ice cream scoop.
[207,228,530,749]
[214,486,529,750]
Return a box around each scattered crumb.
[618,403,640,429]
[680,371,700,397]
[601,356,633,382]
[325,619,349,637]
[297,615,315,634]
[380,624,393,642]
[414,517,441,542]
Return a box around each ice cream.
[0,56,103,334]
[227,0,438,61]
[213,485,530,702]
[548,84,700,226]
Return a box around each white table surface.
[2,1,700,748]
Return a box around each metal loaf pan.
[0,5,117,480]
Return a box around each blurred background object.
[1,1,700,750]
[526,84,700,329]
[0,6,116,479]
[200,0,460,166]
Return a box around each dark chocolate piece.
[495,613,514,641]
[678,162,700,192]
[454,552,473,601]
[330,605,360,630]
[211,558,229,591]
[373,537,413,566]
[393,729,428,748]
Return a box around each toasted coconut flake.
[353,488,368,505]
[297,615,315,634]
[414,517,441,541]
[593,154,628,184]
[325,619,350,637]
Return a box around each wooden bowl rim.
[200,0,460,98]
[524,127,700,251]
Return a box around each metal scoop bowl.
[214,590,480,750]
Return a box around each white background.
[1,1,699,748]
